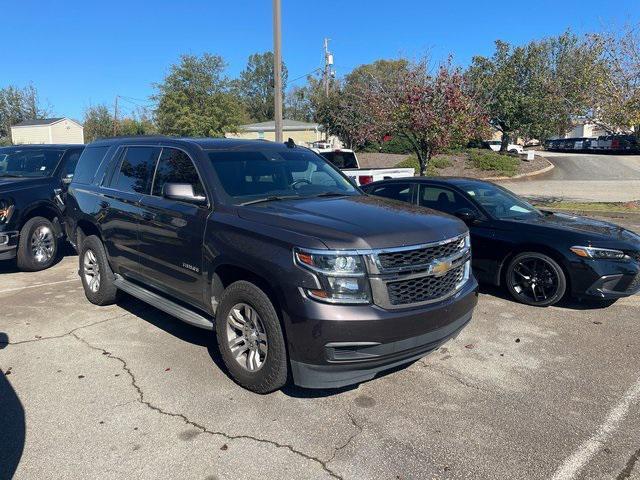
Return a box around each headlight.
[0,199,14,224]
[570,246,626,260]
[294,248,371,304]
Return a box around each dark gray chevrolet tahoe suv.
[65,137,478,393]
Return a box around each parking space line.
[551,376,640,480]
[0,279,78,295]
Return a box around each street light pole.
[272,0,283,143]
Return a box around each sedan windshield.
[460,181,542,219]
[208,148,359,205]
[0,147,64,178]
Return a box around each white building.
[11,117,84,145]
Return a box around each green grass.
[466,148,519,176]
[533,201,640,213]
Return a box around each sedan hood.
[512,211,640,244]
[237,195,467,250]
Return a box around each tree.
[285,85,314,122]
[344,59,486,174]
[154,54,247,137]
[236,52,287,122]
[0,84,50,141]
[83,104,157,142]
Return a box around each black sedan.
[362,177,640,306]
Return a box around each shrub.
[467,148,519,176]
[395,155,451,176]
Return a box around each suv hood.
[237,195,467,250]
[510,211,640,244]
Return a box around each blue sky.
[4,0,639,121]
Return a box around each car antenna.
[285,138,296,148]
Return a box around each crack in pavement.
[616,447,640,480]
[326,411,364,464]
[71,331,346,480]
[0,313,130,346]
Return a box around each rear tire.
[505,252,566,307]
[16,216,59,272]
[79,235,119,306]
[215,281,288,393]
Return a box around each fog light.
[0,234,8,246]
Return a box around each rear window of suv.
[73,146,110,184]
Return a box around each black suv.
[0,144,84,270]
[65,137,478,393]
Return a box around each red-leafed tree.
[345,59,487,175]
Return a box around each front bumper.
[0,230,19,261]
[569,257,640,299]
[284,277,478,389]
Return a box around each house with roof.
[226,119,341,147]
[11,117,84,145]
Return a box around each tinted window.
[419,185,475,214]
[320,151,358,169]
[60,150,82,178]
[152,148,205,198]
[208,148,357,203]
[112,147,158,194]
[74,146,109,184]
[458,181,540,219]
[368,183,412,203]
[0,148,64,178]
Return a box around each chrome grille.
[386,264,465,305]
[377,237,465,271]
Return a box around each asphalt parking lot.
[1,238,639,480]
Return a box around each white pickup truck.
[313,148,415,186]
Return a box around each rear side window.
[112,146,158,194]
[368,183,412,203]
[73,146,109,184]
[152,148,205,197]
[60,150,82,179]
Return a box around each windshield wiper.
[240,195,300,206]
[314,192,349,198]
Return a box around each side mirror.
[62,174,73,185]
[454,208,479,224]
[163,183,207,205]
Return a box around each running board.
[114,276,214,330]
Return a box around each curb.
[481,157,554,181]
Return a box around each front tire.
[505,252,566,307]
[16,216,59,271]
[79,235,119,306]
[215,281,288,393]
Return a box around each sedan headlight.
[0,199,14,224]
[570,246,626,260]
[294,248,371,304]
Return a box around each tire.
[505,252,567,307]
[79,235,119,306]
[215,281,288,393]
[16,216,59,271]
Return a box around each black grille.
[378,237,465,270]
[387,264,465,306]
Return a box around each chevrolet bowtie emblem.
[431,259,453,277]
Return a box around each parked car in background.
[313,147,415,186]
[0,144,83,271]
[363,177,640,307]
[65,137,478,392]
[485,140,523,154]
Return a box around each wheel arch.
[75,219,103,250]
[497,243,572,292]
[19,202,63,236]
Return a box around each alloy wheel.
[509,256,560,304]
[83,249,101,293]
[31,226,55,263]
[226,303,268,372]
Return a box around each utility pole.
[272,0,283,143]
[323,38,334,97]
[112,95,119,136]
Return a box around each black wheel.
[215,281,288,393]
[79,235,119,306]
[16,216,59,271]
[505,252,566,307]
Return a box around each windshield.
[460,181,541,219]
[319,151,358,169]
[208,148,359,205]
[0,147,64,178]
